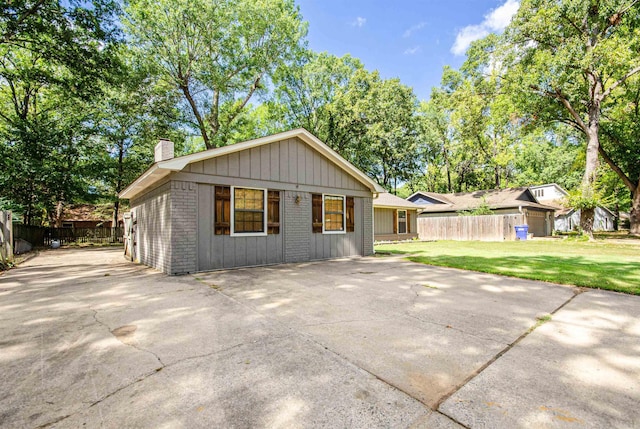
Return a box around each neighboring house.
[529,183,617,232]
[119,129,385,275]
[554,207,617,232]
[408,187,556,237]
[373,193,421,242]
[61,205,121,228]
[529,183,568,202]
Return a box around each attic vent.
[155,139,174,163]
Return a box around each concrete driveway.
[1,248,639,428]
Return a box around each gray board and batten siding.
[128,134,376,274]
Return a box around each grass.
[375,240,640,295]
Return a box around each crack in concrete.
[90,308,166,368]
[433,287,587,413]
[199,279,439,411]
[35,318,272,427]
[434,409,471,429]
[35,413,72,428]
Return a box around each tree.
[599,76,640,234]
[328,70,423,190]
[1,0,121,95]
[0,49,106,225]
[92,53,187,228]
[272,52,364,141]
[0,0,121,224]
[504,0,640,237]
[124,0,307,149]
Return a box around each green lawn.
[375,240,640,295]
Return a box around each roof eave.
[119,129,385,199]
[118,164,174,200]
[374,204,421,210]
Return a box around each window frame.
[230,186,268,237]
[397,209,407,234]
[322,193,346,234]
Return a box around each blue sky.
[296,0,519,100]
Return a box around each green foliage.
[124,0,307,149]
[274,55,422,189]
[457,198,494,216]
[0,0,121,225]
[566,181,614,211]
[502,0,640,233]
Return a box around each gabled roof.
[119,129,386,199]
[407,191,452,204]
[373,193,422,209]
[416,187,556,213]
[529,183,569,196]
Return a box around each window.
[324,194,345,233]
[232,187,267,235]
[312,194,350,234]
[216,187,278,236]
[398,210,407,234]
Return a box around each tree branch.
[602,65,640,100]
[0,0,47,44]
[598,134,636,192]
[179,80,210,149]
[223,74,262,128]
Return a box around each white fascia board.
[119,165,172,199]
[406,191,450,204]
[162,129,385,193]
[374,205,420,210]
[120,128,384,199]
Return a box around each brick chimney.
[154,139,174,163]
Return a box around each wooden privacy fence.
[13,225,125,247]
[0,210,13,265]
[417,214,525,241]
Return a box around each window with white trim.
[323,194,345,233]
[231,187,267,235]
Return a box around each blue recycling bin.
[515,225,528,240]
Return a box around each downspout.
[518,205,526,224]
[372,192,379,254]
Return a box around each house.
[408,187,556,237]
[529,184,617,232]
[373,193,421,242]
[119,129,385,274]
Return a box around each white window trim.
[322,193,346,235]
[397,209,408,234]
[230,186,268,237]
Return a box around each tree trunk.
[113,200,120,229]
[580,107,601,239]
[54,200,64,228]
[630,187,640,235]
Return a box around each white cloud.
[403,22,426,38]
[451,25,489,55]
[403,46,421,55]
[485,0,520,30]
[351,17,366,27]
[451,0,519,56]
